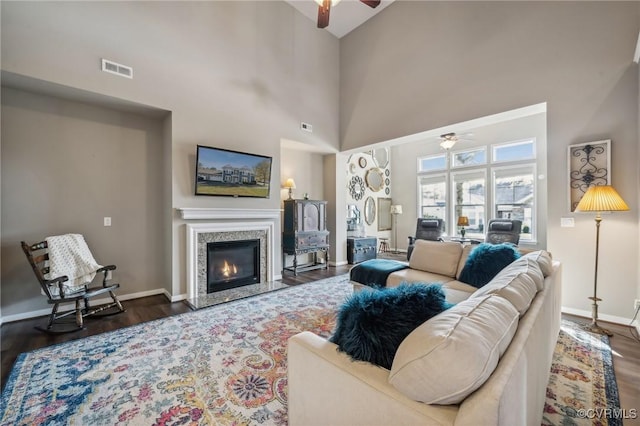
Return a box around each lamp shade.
[439,139,456,150]
[576,185,629,212]
[284,178,296,189]
[390,205,403,215]
[457,216,469,226]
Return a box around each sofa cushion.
[455,244,475,279]
[441,280,478,303]
[471,257,542,315]
[389,294,519,405]
[458,243,521,288]
[409,240,463,278]
[386,268,455,288]
[329,284,452,370]
[522,250,553,278]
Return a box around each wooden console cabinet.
[282,199,330,276]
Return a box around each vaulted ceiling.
[284,0,395,38]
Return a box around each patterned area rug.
[1,275,352,425]
[1,277,622,426]
[543,320,622,426]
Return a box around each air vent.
[101,59,133,79]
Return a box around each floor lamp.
[575,185,629,336]
[390,205,403,254]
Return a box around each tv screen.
[195,145,273,198]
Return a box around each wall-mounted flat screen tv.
[195,145,272,198]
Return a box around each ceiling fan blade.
[360,0,381,8]
[317,0,331,28]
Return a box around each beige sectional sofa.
[288,240,562,426]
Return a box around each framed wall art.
[568,140,611,212]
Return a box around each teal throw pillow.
[459,243,521,288]
[329,283,452,370]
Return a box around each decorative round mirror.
[365,168,384,192]
[364,196,376,225]
[372,147,389,168]
[349,163,356,174]
[349,176,365,201]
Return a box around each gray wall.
[1,87,167,318]
[1,1,339,313]
[340,1,639,321]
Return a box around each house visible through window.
[418,138,536,242]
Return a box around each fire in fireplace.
[207,239,260,292]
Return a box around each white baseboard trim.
[1,288,169,324]
[165,290,187,302]
[328,260,348,267]
[273,274,283,281]
[561,306,633,326]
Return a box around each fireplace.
[184,214,279,300]
[207,239,260,292]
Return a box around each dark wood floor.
[2,264,638,424]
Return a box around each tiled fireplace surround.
[180,208,282,303]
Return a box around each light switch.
[104,217,112,227]
[560,217,574,227]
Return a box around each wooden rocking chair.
[21,239,125,333]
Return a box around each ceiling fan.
[316,0,381,29]
[438,132,474,150]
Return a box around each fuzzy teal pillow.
[329,284,452,369]
[459,243,521,288]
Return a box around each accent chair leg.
[110,291,124,312]
[75,299,83,328]
[48,303,60,329]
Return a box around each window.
[492,139,535,162]
[417,137,538,242]
[452,148,486,168]
[418,154,447,172]
[493,166,535,240]
[452,171,486,238]
[418,174,447,224]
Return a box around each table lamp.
[457,216,469,238]
[284,178,296,200]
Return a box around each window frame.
[416,173,448,230]
[491,138,536,163]
[451,169,487,239]
[417,153,448,173]
[491,164,537,243]
[450,147,487,169]
[416,137,538,242]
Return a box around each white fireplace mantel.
[177,207,281,220]
[180,208,282,299]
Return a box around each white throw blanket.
[45,234,102,295]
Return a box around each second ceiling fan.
[317,0,381,29]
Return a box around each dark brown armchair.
[485,219,522,245]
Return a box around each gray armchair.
[485,219,522,245]
[407,218,444,260]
